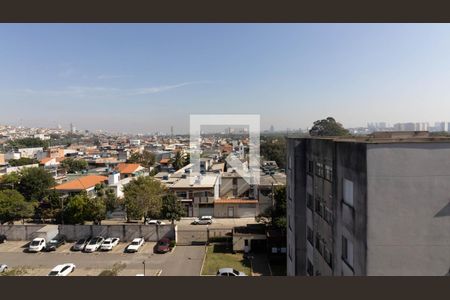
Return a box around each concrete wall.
[366,143,450,275]
[0,225,45,240]
[58,224,175,242]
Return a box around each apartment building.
[286,132,450,276]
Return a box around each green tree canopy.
[8,158,38,167]
[256,186,286,229]
[309,117,350,137]
[127,150,155,169]
[63,193,89,225]
[260,137,287,169]
[60,158,88,173]
[171,151,188,171]
[0,172,20,190]
[123,176,164,221]
[161,192,186,224]
[18,167,56,202]
[7,137,49,149]
[0,189,36,224]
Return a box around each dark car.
[0,235,6,243]
[45,236,66,251]
[71,237,91,251]
[154,238,171,254]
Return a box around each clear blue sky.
[1,24,450,134]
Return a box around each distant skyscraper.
[171,125,174,138]
[70,123,76,134]
[270,125,275,132]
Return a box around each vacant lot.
[201,243,251,276]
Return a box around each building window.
[307,160,314,174]
[324,165,333,182]
[307,259,314,276]
[342,236,354,268]
[324,207,333,225]
[343,179,354,207]
[315,234,322,255]
[306,226,314,246]
[324,247,333,269]
[315,197,322,216]
[315,163,324,177]
[288,155,293,170]
[306,193,313,211]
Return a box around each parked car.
[48,263,76,276]
[100,238,120,251]
[0,264,8,273]
[83,236,105,253]
[154,238,171,254]
[216,268,247,276]
[145,219,166,225]
[45,236,66,251]
[192,216,213,225]
[0,234,6,243]
[28,238,46,252]
[126,238,144,253]
[71,237,91,251]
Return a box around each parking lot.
[0,241,206,276]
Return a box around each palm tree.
[171,151,186,171]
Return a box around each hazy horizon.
[2,24,450,134]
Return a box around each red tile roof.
[159,158,170,164]
[116,163,142,174]
[54,175,108,191]
[39,157,53,165]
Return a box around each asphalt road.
[0,241,205,276]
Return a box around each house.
[214,198,258,218]
[53,175,108,197]
[116,163,145,179]
[169,173,220,217]
[232,224,267,253]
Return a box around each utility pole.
[142,260,146,276]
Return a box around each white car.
[192,216,213,225]
[83,236,105,253]
[126,238,145,253]
[28,238,46,252]
[48,263,76,276]
[146,219,166,225]
[0,264,8,273]
[100,238,120,251]
[216,268,247,276]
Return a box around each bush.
[169,240,176,248]
[98,262,126,276]
[1,266,29,276]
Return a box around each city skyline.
[2,24,450,133]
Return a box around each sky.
[1,24,450,134]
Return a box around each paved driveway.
[0,241,206,276]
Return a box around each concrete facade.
[287,136,450,276]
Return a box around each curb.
[199,244,208,276]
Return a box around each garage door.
[238,205,257,218]
[199,206,214,217]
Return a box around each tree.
[0,190,36,224]
[260,137,287,169]
[85,196,106,225]
[8,158,38,167]
[255,186,286,229]
[60,158,88,173]
[161,193,186,224]
[171,151,187,170]
[18,167,55,202]
[127,150,155,169]
[95,183,120,212]
[123,176,164,222]
[7,137,49,149]
[63,193,89,225]
[35,190,63,222]
[309,117,350,137]
[0,172,20,190]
